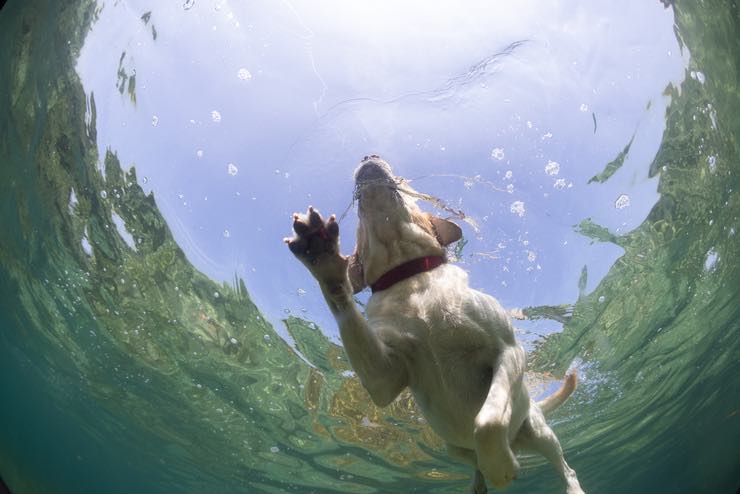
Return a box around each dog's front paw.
[285,206,348,284]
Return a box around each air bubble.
[545,160,560,176]
[100,190,107,199]
[237,68,252,81]
[183,0,195,10]
[704,249,719,272]
[707,155,716,170]
[690,70,706,84]
[510,201,525,217]
[615,194,631,209]
[490,148,505,160]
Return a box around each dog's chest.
[373,302,499,446]
[366,272,514,446]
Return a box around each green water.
[0,1,738,493]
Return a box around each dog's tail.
[536,371,577,415]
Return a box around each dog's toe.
[308,206,323,228]
[293,214,310,236]
[287,237,308,256]
[327,215,339,238]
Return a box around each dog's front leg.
[286,207,408,407]
[474,344,528,490]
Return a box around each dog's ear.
[348,254,366,293]
[429,215,462,246]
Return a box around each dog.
[285,156,585,493]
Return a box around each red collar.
[370,256,446,293]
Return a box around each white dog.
[286,156,584,493]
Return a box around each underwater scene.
[0,0,738,492]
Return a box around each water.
[0,1,738,493]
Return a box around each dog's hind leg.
[473,345,529,489]
[513,407,585,494]
[446,444,486,494]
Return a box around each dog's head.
[348,155,462,292]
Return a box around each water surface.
[0,1,738,493]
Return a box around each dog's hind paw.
[475,424,520,490]
[285,206,348,284]
[481,452,518,490]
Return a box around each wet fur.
[286,157,584,493]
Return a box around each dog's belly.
[409,362,492,449]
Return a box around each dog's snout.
[355,163,383,182]
[354,156,393,184]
